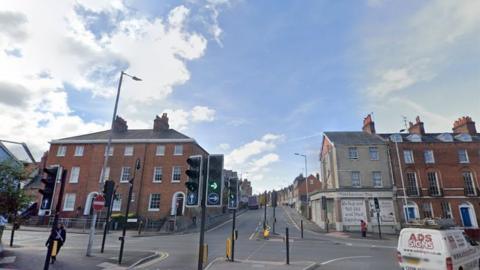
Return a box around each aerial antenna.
[402,116,408,130]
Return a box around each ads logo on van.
[408,233,434,249]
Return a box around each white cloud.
[0,1,223,158]
[219,143,230,151]
[163,106,216,131]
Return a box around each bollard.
[301,220,304,239]
[285,227,290,264]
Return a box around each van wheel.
[458,267,462,270]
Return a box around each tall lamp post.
[86,71,142,257]
[394,130,408,222]
[294,153,309,218]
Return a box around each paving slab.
[205,258,317,270]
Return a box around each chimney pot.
[362,114,376,134]
[113,116,128,133]
[453,116,477,135]
[408,116,425,135]
[154,113,169,131]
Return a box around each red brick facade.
[385,116,480,227]
[43,115,209,221]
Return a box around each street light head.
[399,129,406,132]
[294,153,300,156]
[131,76,142,81]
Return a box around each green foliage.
[0,159,32,218]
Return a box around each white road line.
[320,256,372,265]
[282,206,300,230]
[0,256,16,264]
[245,241,267,261]
[206,210,247,232]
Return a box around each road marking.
[206,210,247,232]
[320,256,372,265]
[130,251,169,269]
[245,241,267,261]
[97,262,126,269]
[0,256,16,264]
[346,243,353,246]
[282,206,300,230]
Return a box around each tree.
[0,159,32,219]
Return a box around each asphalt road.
[1,206,401,270]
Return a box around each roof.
[378,133,480,143]
[0,140,36,164]
[51,129,193,144]
[324,131,385,145]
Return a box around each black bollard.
[285,227,290,264]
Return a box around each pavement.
[205,258,317,270]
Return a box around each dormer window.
[437,133,453,142]
[407,134,422,142]
[390,134,403,143]
[455,133,472,142]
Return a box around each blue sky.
[1,0,479,193]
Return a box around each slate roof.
[51,129,192,143]
[324,131,385,145]
[378,133,480,143]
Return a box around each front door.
[461,207,472,227]
[406,207,416,220]
[176,195,184,216]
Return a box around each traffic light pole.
[10,182,21,247]
[198,167,207,270]
[263,191,267,230]
[376,211,382,239]
[101,189,114,253]
[43,169,66,270]
[230,209,236,262]
[272,206,276,234]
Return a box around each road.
[0,206,400,269]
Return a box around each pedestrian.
[0,213,7,242]
[360,220,367,238]
[45,223,67,264]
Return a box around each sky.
[1,0,479,193]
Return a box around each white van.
[397,228,480,270]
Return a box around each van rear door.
[398,229,445,270]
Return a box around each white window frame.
[63,193,76,211]
[69,167,80,183]
[99,167,110,183]
[427,171,441,196]
[148,194,161,211]
[172,166,182,182]
[372,171,382,187]
[424,150,435,164]
[156,145,165,156]
[120,167,131,183]
[458,149,469,164]
[369,147,379,161]
[421,202,434,218]
[153,167,163,183]
[104,146,114,156]
[74,146,84,157]
[403,150,414,164]
[348,147,359,159]
[463,171,477,196]
[174,145,183,156]
[57,146,66,157]
[124,145,134,156]
[112,196,121,211]
[351,171,361,187]
[441,201,453,219]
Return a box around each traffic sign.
[93,195,105,211]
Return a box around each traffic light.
[374,197,380,211]
[185,155,203,207]
[103,180,115,207]
[271,190,277,208]
[227,178,238,209]
[39,167,60,215]
[206,154,223,207]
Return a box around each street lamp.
[294,153,309,218]
[393,129,408,223]
[86,71,142,257]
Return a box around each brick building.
[43,114,209,221]
[379,116,480,228]
[293,174,322,215]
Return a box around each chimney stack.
[362,114,376,134]
[113,116,128,133]
[154,113,169,131]
[453,116,477,135]
[408,116,425,135]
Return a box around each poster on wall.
[341,199,367,225]
[368,199,396,225]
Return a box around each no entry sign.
[93,194,105,212]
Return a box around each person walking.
[46,223,66,264]
[360,220,367,238]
